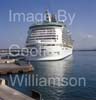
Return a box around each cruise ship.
[26,11,73,61]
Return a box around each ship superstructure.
[26,11,73,61]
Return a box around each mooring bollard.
[32,90,41,100]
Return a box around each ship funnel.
[45,10,51,22]
[51,14,57,22]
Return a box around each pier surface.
[0,79,35,100]
[0,63,33,74]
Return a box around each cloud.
[74,34,96,50]
[80,34,95,39]
[87,34,94,38]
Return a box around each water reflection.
[32,55,73,77]
[0,56,73,100]
[31,56,73,100]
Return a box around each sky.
[0,0,96,50]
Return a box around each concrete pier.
[0,59,16,64]
[0,78,35,100]
[0,64,33,75]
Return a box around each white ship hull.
[26,46,73,61]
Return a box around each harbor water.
[1,51,96,100]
